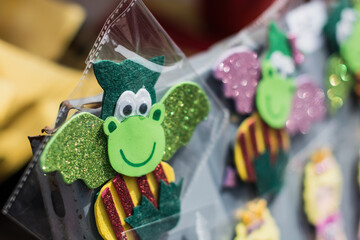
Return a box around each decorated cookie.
[213,23,325,132]
[40,57,210,239]
[234,199,280,240]
[214,23,326,195]
[303,148,346,240]
[234,113,290,195]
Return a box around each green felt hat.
[93,56,165,120]
[266,22,292,59]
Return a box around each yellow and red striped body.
[234,113,290,182]
[95,162,175,240]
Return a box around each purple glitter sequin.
[288,34,305,66]
[222,166,237,188]
[286,75,326,135]
[213,48,260,114]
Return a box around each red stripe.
[153,164,169,184]
[112,175,134,218]
[276,130,284,150]
[239,133,256,181]
[137,176,158,208]
[101,187,126,240]
[261,120,271,149]
[249,121,259,158]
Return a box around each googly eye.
[121,103,134,116]
[114,91,136,121]
[135,88,151,117]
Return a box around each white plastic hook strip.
[114,45,183,73]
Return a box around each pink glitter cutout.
[222,166,237,188]
[286,75,326,134]
[213,47,260,114]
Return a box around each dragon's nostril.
[153,109,161,121]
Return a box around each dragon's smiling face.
[103,88,166,177]
[256,62,295,128]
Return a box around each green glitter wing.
[40,112,116,189]
[160,82,210,161]
[125,180,182,240]
[325,54,354,115]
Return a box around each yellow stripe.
[234,135,248,181]
[95,188,116,240]
[146,172,159,202]
[161,162,175,182]
[124,175,141,207]
[254,113,265,154]
[234,118,249,181]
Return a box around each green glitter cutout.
[93,56,165,120]
[125,180,182,240]
[325,54,355,114]
[40,112,116,189]
[160,82,210,161]
[253,150,289,195]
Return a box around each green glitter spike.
[253,149,289,195]
[40,112,116,189]
[125,180,183,240]
[160,82,210,161]
[93,56,165,120]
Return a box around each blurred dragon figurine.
[303,148,346,240]
[234,199,280,240]
[213,22,325,195]
[40,56,210,239]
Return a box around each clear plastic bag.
[2,1,228,239]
